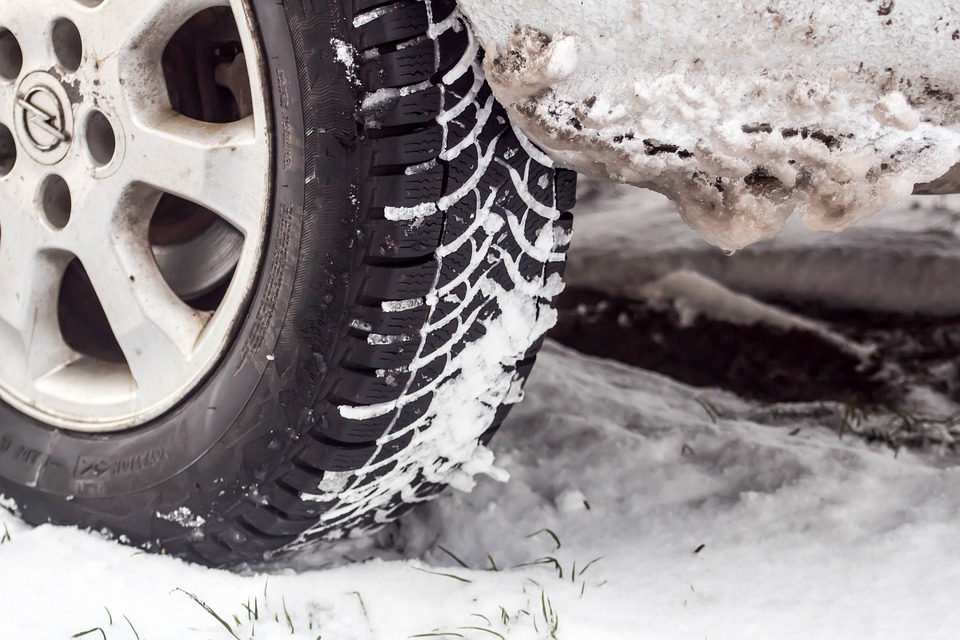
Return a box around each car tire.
[0,0,576,565]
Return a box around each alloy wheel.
[0,0,271,432]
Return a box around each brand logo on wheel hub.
[17,86,69,151]
[14,72,75,165]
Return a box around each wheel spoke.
[0,245,75,379]
[0,239,52,334]
[1,5,53,72]
[0,164,21,228]
[0,84,14,129]
[124,115,268,236]
[78,237,210,403]
[80,0,226,59]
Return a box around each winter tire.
[0,0,576,565]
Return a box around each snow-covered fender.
[459,0,960,250]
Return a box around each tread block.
[297,437,379,473]
[408,354,449,392]
[213,520,291,552]
[318,393,432,442]
[445,93,487,151]
[360,39,437,91]
[543,258,567,283]
[420,312,478,361]
[442,143,480,195]
[523,207,550,241]
[435,241,474,290]
[419,316,457,356]
[371,429,415,463]
[318,405,396,443]
[366,87,443,128]
[353,3,429,50]
[365,162,444,208]
[243,507,315,537]
[365,215,442,260]
[370,125,444,167]
[428,0,458,22]
[278,464,328,493]
[488,262,517,293]
[190,538,236,567]
[524,335,546,361]
[440,190,480,238]
[515,357,538,386]
[555,169,579,211]
[479,404,513,445]
[443,64,478,108]
[435,27,471,75]
[342,333,420,369]
[335,368,412,404]
[497,130,533,174]
[526,162,555,206]
[350,460,398,489]
[266,484,332,519]
[361,261,439,301]
[351,302,430,334]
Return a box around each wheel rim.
[0,0,272,433]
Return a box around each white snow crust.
[460,0,960,250]
[5,339,960,638]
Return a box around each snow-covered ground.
[4,185,960,639]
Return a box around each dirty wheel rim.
[0,0,271,433]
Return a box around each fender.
[460,0,960,249]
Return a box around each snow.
[156,507,206,530]
[459,0,960,250]
[4,184,960,638]
[637,269,876,360]
[568,182,960,317]
[384,203,437,223]
[331,39,359,87]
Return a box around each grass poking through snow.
[408,531,603,640]
[413,566,473,583]
[174,588,241,640]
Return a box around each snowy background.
[4,184,960,639]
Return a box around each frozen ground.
[4,186,960,639]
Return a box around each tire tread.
[184,0,577,565]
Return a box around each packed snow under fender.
[459,0,960,250]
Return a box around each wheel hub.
[15,72,74,162]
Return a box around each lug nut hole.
[86,110,116,166]
[52,19,83,72]
[41,175,72,229]
[0,124,15,176]
[0,28,23,80]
